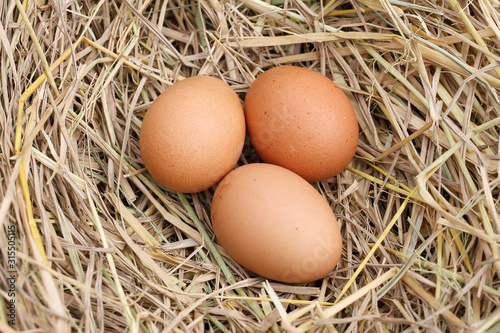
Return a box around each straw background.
[1,0,500,332]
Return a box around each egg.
[211,163,342,283]
[244,65,359,182]
[140,76,246,193]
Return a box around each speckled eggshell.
[244,66,359,182]
[140,76,246,193]
[211,163,342,283]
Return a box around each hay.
[1,0,500,332]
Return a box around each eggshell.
[140,76,245,193]
[244,65,359,182]
[211,163,342,283]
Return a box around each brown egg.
[211,163,342,283]
[140,76,245,193]
[244,65,359,182]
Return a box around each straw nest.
[2,0,500,332]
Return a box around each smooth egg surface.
[244,65,359,182]
[211,163,342,283]
[140,76,246,193]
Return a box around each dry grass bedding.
[1,0,500,332]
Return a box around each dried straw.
[1,0,500,332]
